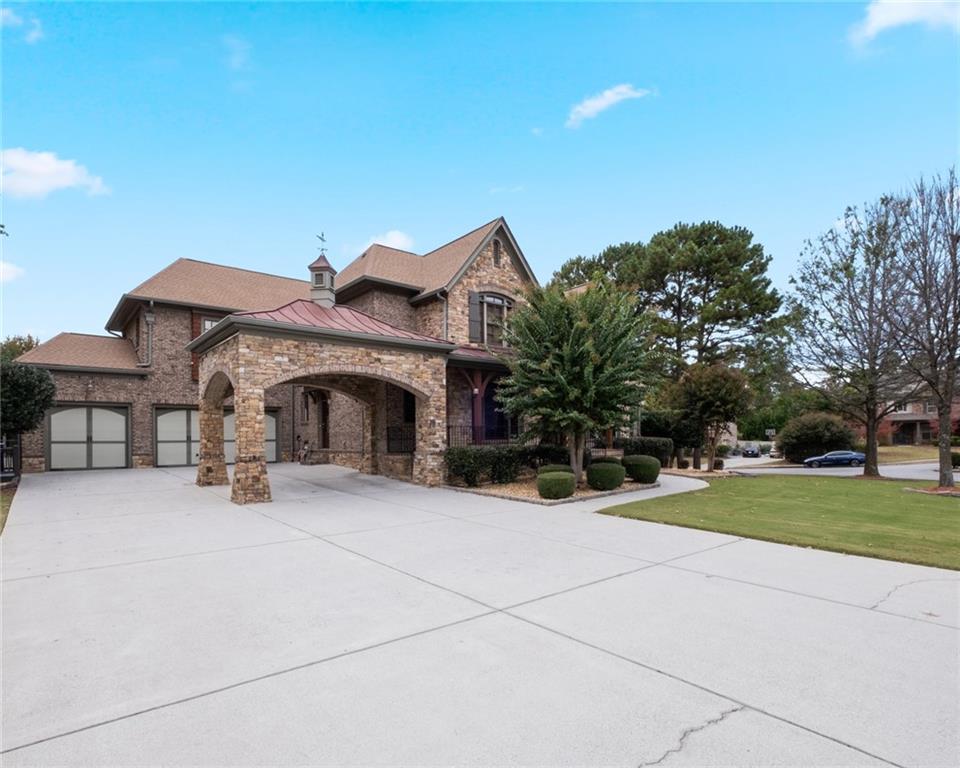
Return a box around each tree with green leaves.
[1,334,40,363]
[671,363,752,472]
[1,362,56,437]
[550,242,645,290]
[496,281,648,484]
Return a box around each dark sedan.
[803,451,866,468]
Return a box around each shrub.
[759,443,772,454]
[620,437,674,467]
[590,456,622,465]
[622,455,660,483]
[488,445,524,484]
[538,463,573,475]
[777,412,855,464]
[533,442,570,466]
[951,436,960,447]
[716,444,731,458]
[713,459,725,470]
[677,459,690,469]
[538,471,576,499]
[586,463,626,490]
[952,452,960,469]
[444,446,490,486]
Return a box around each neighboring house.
[17,217,537,493]
[881,395,960,445]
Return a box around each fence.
[1,435,22,481]
[446,424,523,448]
[386,424,416,454]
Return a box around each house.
[17,217,538,501]
[881,395,960,445]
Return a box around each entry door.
[49,406,129,470]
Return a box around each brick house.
[18,217,537,501]
[880,395,960,445]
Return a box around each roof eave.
[335,275,423,303]
[440,217,539,295]
[17,361,148,377]
[187,316,457,355]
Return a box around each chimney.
[308,254,337,308]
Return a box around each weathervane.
[316,232,327,258]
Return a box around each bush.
[538,471,576,499]
[620,437,674,467]
[777,412,855,464]
[716,444,731,458]
[952,452,960,469]
[677,459,690,469]
[951,436,960,447]
[622,455,660,483]
[445,445,524,486]
[532,443,569,466]
[586,463,626,490]
[713,459,725,470]
[590,455,622,465]
[759,443,772,454]
[538,463,573,475]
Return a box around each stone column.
[231,386,272,504]
[196,397,228,487]
[359,401,376,475]
[413,388,447,486]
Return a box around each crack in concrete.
[868,578,960,610]
[637,705,745,767]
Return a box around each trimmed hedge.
[951,436,960,447]
[713,459,725,471]
[444,445,524,486]
[538,463,573,475]
[622,454,660,483]
[591,456,622,465]
[952,452,960,469]
[532,443,570,466]
[677,458,690,469]
[538,471,576,499]
[586,463,626,491]
[777,413,854,464]
[620,437,674,467]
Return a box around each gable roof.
[336,217,537,302]
[106,258,310,331]
[17,333,144,374]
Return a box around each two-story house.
[17,217,537,490]
[882,395,960,445]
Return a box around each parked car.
[741,445,760,458]
[803,451,866,468]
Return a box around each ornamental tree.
[672,363,752,472]
[496,281,647,484]
[1,361,56,437]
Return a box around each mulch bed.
[445,477,659,506]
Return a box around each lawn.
[0,487,14,535]
[601,475,960,570]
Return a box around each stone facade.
[197,332,448,503]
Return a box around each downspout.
[137,301,155,368]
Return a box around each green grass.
[601,475,960,570]
[0,487,13,535]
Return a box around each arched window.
[480,292,512,346]
[492,239,502,267]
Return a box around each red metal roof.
[234,300,449,344]
[450,345,502,362]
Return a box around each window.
[925,400,937,414]
[492,239,502,267]
[201,317,220,333]
[481,293,511,346]
[301,391,311,422]
[894,402,909,413]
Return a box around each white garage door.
[49,406,129,470]
[155,409,277,466]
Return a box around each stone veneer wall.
[197,331,449,502]
[20,304,296,472]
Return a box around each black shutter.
[468,291,482,342]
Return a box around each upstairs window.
[894,402,909,413]
[492,239,502,267]
[201,317,220,333]
[468,292,513,346]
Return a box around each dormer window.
[492,239,502,267]
[313,271,327,288]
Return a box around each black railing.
[447,424,522,447]
[1,435,21,481]
[386,424,416,454]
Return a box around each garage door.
[154,408,277,466]
[49,406,129,470]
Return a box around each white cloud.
[566,83,651,129]
[222,34,251,71]
[2,7,43,43]
[1,148,109,199]
[361,230,415,253]
[530,127,543,137]
[850,1,960,45]
[0,260,25,283]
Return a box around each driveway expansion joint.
[636,705,745,767]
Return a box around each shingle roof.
[17,333,143,373]
[235,300,450,344]
[336,218,506,300]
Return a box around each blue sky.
[2,1,958,339]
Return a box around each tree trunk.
[569,430,587,485]
[937,404,955,488]
[692,446,702,471]
[705,432,717,473]
[863,418,881,477]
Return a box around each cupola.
[308,254,337,308]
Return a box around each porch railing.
[447,424,523,447]
[386,424,416,454]
[1,435,22,481]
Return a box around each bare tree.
[889,170,960,488]
[789,197,919,477]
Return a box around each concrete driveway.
[2,464,957,767]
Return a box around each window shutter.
[468,292,482,343]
